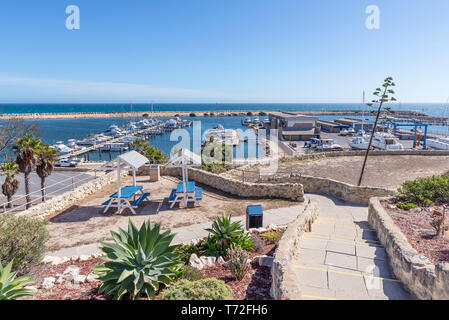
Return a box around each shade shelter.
[102,150,150,215]
[166,148,202,208]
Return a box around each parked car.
[55,158,77,167]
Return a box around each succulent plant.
[94,219,180,300]
[0,260,34,300]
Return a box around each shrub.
[0,260,34,300]
[251,235,265,253]
[226,247,249,281]
[247,112,253,116]
[259,112,267,116]
[142,113,149,117]
[203,215,253,257]
[161,279,232,300]
[94,219,180,300]
[259,230,283,244]
[179,265,203,281]
[398,175,449,206]
[0,215,49,274]
[189,112,197,117]
[396,202,418,211]
[175,242,204,265]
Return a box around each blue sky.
[0,0,448,103]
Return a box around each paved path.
[294,194,412,300]
[46,203,306,258]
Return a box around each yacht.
[372,133,404,150]
[427,137,449,150]
[253,117,260,124]
[348,136,370,150]
[317,139,343,151]
[51,143,74,156]
[242,117,252,126]
[100,143,129,152]
[203,124,240,145]
[347,128,356,135]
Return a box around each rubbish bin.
[246,205,263,230]
[149,164,160,182]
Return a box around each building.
[316,120,349,133]
[334,118,375,132]
[268,112,319,141]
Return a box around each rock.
[217,256,225,264]
[55,275,66,284]
[70,256,80,262]
[41,277,56,289]
[199,256,216,266]
[62,265,80,282]
[42,256,57,264]
[258,256,273,268]
[268,224,277,230]
[86,272,99,283]
[73,274,86,284]
[188,254,203,270]
[79,255,91,261]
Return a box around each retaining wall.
[369,197,449,300]
[271,199,319,300]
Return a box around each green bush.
[396,202,418,211]
[161,279,232,300]
[179,265,203,281]
[259,112,267,116]
[247,112,253,116]
[0,260,34,300]
[0,215,50,274]
[398,175,449,206]
[94,219,180,300]
[189,113,196,117]
[259,230,283,244]
[226,247,249,281]
[175,242,204,264]
[142,113,149,117]
[203,215,253,257]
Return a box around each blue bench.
[102,199,112,206]
[168,189,177,202]
[131,193,150,207]
[195,187,202,200]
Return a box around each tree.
[36,144,56,202]
[131,138,148,153]
[0,118,39,158]
[15,134,41,209]
[132,138,167,164]
[357,77,396,186]
[1,160,20,208]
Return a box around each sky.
[0,0,448,103]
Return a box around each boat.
[372,133,404,150]
[253,117,260,124]
[427,137,449,150]
[100,143,129,152]
[347,128,356,135]
[339,129,349,136]
[348,136,370,150]
[203,124,240,145]
[50,143,74,156]
[241,117,252,126]
[316,139,343,151]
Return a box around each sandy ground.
[229,155,449,189]
[44,175,298,251]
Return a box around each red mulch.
[382,199,449,264]
[26,233,277,300]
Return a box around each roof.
[166,148,202,168]
[281,128,316,135]
[269,112,319,121]
[117,151,149,169]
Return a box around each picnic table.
[169,181,202,208]
[103,185,150,215]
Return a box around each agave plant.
[203,214,253,257]
[93,219,180,300]
[0,260,34,300]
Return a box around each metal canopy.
[117,150,150,169]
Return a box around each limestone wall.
[157,166,304,202]
[369,197,449,300]
[15,171,126,219]
[262,174,395,205]
[271,199,319,300]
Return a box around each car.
[55,158,77,167]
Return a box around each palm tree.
[1,160,20,208]
[36,144,56,202]
[15,134,41,209]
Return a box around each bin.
[149,164,160,182]
[246,205,263,230]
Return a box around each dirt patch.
[382,199,449,264]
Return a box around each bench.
[131,193,150,207]
[195,187,202,200]
[168,189,177,203]
[102,199,112,206]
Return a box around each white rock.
[217,256,225,264]
[188,253,204,270]
[79,255,91,261]
[199,256,216,266]
[41,277,56,289]
[70,256,80,262]
[55,275,66,284]
[42,256,57,264]
[73,274,86,284]
[86,272,99,283]
[62,265,80,282]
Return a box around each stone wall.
[368,197,449,300]
[271,199,319,300]
[157,166,304,202]
[15,171,126,219]
[262,174,395,205]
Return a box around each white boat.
[51,143,74,156]
[100,143,129,152]
[347,128,356,135]
[253,117,260,124]
[203,124,240,145]
[348,136,370,150]
[427,137,449,150]
[372,133,404,150]
[339,129,349,136]
[242,117,252,126]
[317,139,343,151]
